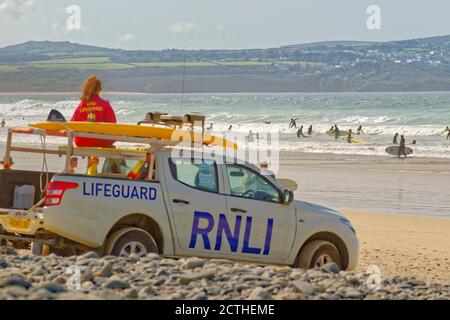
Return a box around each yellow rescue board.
[29,121,238,150]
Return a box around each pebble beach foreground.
[0,248,449,300]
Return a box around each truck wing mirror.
[283,190,294,205]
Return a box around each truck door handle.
[230,208,247,213]
[172,199,190,205]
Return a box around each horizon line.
[1,33,450,52]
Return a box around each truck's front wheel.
[294,240,342,270]
[104,227,158,257]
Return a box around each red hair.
[80,75,102,103]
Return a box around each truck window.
[169,158,218,193]
[226,164,281,203]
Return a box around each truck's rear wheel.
[294,240,342,270]
[104,227,158,257]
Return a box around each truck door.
[163,157,227,256]
[224,164,297,262]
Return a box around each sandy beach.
[343,211,450,283]
[1,141,450,283]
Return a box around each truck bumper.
[0,208,44,236]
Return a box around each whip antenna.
[180,48,187,114]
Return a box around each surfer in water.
[393,133,399,144]
[227,125,232,132]
[334,125,340,139]
[398,135,407,158]
[1,119,5,128]
[347,129,353,143]
[307,125,313,135]
[297,126,306,138]
[289,118,297,128]
[356,125,364,135]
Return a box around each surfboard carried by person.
[444,126,450,140]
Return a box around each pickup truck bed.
[0,169,55,209]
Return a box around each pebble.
[0,251,448,300]
[292,280,316,296]
[0,277,32,289]
[182,258,207,270]
[344,288,363,299]
[103,279,130,290]
[249,287,271,300]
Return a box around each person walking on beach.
[0,119,5,128]
[297,126,306,138]
[393,133,399,144]
[248,130,255,142]
[307,125,313,135]
[347,129,353,143]
[398,135,407,158]
[356,125,364,135]
[444,126,450,140]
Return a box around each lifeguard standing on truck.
[71,75,117,173]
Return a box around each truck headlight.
[340,218,356,234]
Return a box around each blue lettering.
[130,186,139,199]
[95,183,103,196]
[263,218,274,255]
[148,187,157,200]
[140,187,148,200]
[189,211,214,250]
[242,216,261,254]
[104,184,111,197]
[112,185,120,197]
[214,214,241,252]
[121,185,130,198]
[82,182,90,196]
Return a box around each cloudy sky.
[0,0,449,50]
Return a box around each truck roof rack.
[138,111,206,128]
[1,127,181,181]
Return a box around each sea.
[1,91,450,158]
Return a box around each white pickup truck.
[0,143,359,270]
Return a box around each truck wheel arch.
[295,232,349,270]
[105,214,164,254]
